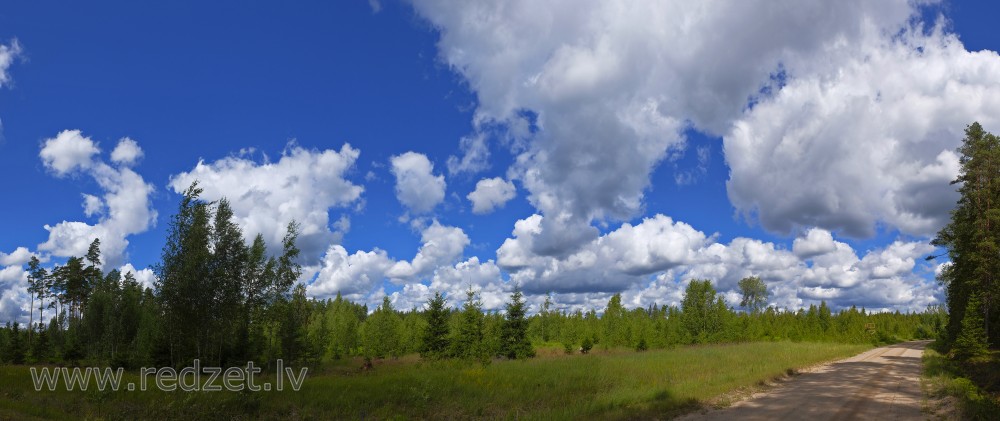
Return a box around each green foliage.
[420,292,450,360]
[932,122,1000,354]
[451,289,487,363]
[499,285,534,359]
[953,297,990,359]
[681,280,726,343]
[738,276,769,314]
[362,297,402,360]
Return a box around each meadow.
[0,341,871,420]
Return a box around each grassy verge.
[921,346,1000,420]
[0,341,870,420]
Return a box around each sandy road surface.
[680,340,930,421]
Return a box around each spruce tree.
[451,288,485,361]
[953,296,989,359]
[420,292,450,360]
[500,285,534,359]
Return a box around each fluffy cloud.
[390,152,446,214]
[792,228,837,258]
[387,221,469,280]
[169,144,363,264]
[309,221,469,303]
[118,263,158,290]
[110,137,144,166]
[0,247,33,267]
[498,214,709,293]
[39,130,101,176]
[467,177,516,214]
[37,131,157,268]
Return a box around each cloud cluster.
[725,23,1000,237]
[0,247,33,267]
[488,214,939,312]
[38,131,158,269]
[408,0,999,245]
[308,221,470,303]
[169,144,364,264]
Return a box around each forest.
[0,182,945,369]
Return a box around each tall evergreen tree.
[933,122,1000,349]
[500,285,534,359]
[420,292,450,360]
[26,256,45,345]
[451,288,486,361]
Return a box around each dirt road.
[680,340,930,421]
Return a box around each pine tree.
[420,292,450,360]
[500,285,534,359]
[26,256,45,347]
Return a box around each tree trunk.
[28,293,34,347]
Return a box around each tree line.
[0,183,946,368]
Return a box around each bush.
[580,337,593,354]
[635,338,648,352]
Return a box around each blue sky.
[1,1,999,320]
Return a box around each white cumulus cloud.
[390,151,446,214]
[39,129,101,176]
[467,177,516,214]
[110,137,144,166]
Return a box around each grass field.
[0,341,871,420]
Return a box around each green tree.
[26,256,45,346]
[281,284,313,363]
[953,296,989,359]
[603,293,629,347]
[156,182,214,365]
[420,292,451,360]
[933,122,1000,349]
[738,276,768,314]
[451,288,486,361]
[500,285,534,359]
[362,296,401,360]
[681,280,724,343]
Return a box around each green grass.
[0,341,871,420]
[921,346,1000,420]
